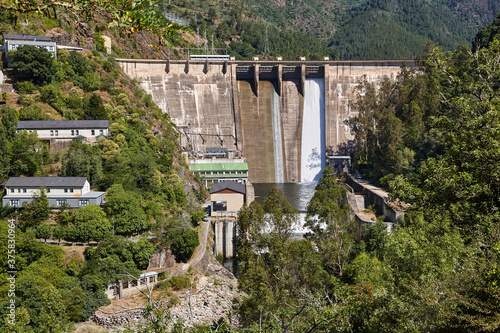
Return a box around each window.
[56,199,67,207]
[64,189,68,193]
[23,189,26,193]
[70,189,74,193]
[149,276,155,283]
[99,129,104,135]
[55,130,59,136]
[122,281,128,289]
[91,130,95,135]
[79,199,90,207]
[10,200,19,207]
[17,189,21,193]
[50,130,54,136]
[71,130,74,136]
[10,189,14,193]
[75,130,79,135]
[47,189,50,193]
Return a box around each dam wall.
[119,60,240,153]
[324,62,403,155]
[118,59,411,183]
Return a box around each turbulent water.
[271,86,284,183]
[301,78,326,182]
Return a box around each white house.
[17,120,109,143]
[105,271,159,300]
[2,177,105,208]
[2,34,57,67]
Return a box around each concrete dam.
[117,59,413,183]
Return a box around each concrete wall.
[324,63,403,154]
[238,80,276,183]
[119,61,240,153]
[346,175,404,223]
[118,60,408,183]
[281,79,303,182]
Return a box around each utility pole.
[265,26,270,54]
[196,27,200,48]
[204,30,208,54]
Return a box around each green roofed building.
[189,159,248,187]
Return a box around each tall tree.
[305,166,356,276]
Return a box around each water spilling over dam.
[118,59,412,183]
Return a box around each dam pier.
[117,59,414,184]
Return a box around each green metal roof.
[189,162,248,172]
[197,174,248,179]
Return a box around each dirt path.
[186,221,210,269]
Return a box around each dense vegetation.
[0,43,204,331]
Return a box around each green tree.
[305,167,356,276]
[37,285,73,333]
[104,184,150,235]
[35,224,51,242]
[61,141,104,187]
[170,229,199,263]
[84,93,107,120]
[11,45,56,86]
[70,204,111,242]
[2,307,34,333]
[51,226,66,244]
[9,131,44,177]
[20,188,50,230]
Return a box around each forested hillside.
[0,3,208,331]
[161,0,500,59]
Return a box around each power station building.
[189,159,249,186]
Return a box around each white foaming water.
[271,85,284,183]
[301,78,325,183]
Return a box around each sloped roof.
[3,34,52,42]
[209,181,246,194]
[4,177,88,188]
[17,120,109,129]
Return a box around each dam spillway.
[301,78,326,183]
[118,59,413,183]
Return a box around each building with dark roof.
[2,34,57,67]
[17,120,109,144]
[209,181,247,214]
[2,177,105,208]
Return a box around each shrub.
[166,276,191,290]
[19,104,49,120]
[79,72,101,92]
[115,93,130,107]
[17,81,36,94]
[93,33,107,53]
